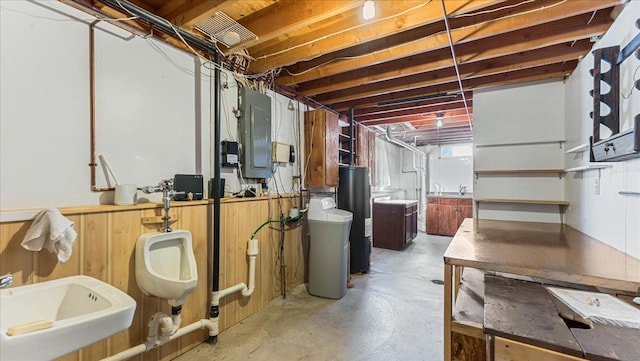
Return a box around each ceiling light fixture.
[222,31,241,46]
[363,0,376,20]
[436,113,444,128]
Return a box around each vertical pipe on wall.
[209,51,222,344]
[349,107,355,166]
[88,20,113,192]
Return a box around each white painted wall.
[0,1,301,212]
[564,1,640,259]
[424,144,473,194]
[473,80,566,222]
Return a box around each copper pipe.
[89,20,113,192]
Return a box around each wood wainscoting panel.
[0,196,305,361]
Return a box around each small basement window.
[440,143,472,158]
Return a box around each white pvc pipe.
[241,255,257,297]
[98,154,121,185]
[101,319,216,361]
[105,238,261,361]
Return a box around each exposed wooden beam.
[277,1,616,86]
[317,43,588,105]
[330,62,577,110]
[296,12,610,95]
[225,0,363,54]
[356,100,472,122]
[160,0,230,28]
[249,0,505,72]
[363,108,473,126]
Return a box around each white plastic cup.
[289,208,300,218]
[114,184,138,205]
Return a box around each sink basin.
[1,275,136,361]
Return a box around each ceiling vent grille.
[195,11,257,48]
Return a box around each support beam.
[330,62,576,110]
[277,3,615,85]
[318,45,586,105]
[249,0,505,72]
[295,13,610,94]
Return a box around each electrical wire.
[451,0,536,17]
[440,0,473,132]
[621,64,640,99]
[255,1,432,61]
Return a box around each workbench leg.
[454,265,463,301]
[444,264,453,361]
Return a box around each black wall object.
[221,141,239,168]
[590,46,620,142]
[589,18,640,162]
[338,166,371,273]
[208,178,225,198]
[174,174,204,200]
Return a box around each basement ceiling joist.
[73,0,625,145]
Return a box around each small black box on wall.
[208,178,225,198]
[174,174,204,201]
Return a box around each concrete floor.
[175,232,451,361]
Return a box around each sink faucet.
[0,273,13,289]
[142,179,185,233]
[459,184,467,195]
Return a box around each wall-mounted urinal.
[135,230,197,306]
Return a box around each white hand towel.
[21,208,77,263]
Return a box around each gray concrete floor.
[175,232,451,361]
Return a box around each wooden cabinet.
[304,109,339,187]
[356,124,376,184]
[426,197,472,236]
[373,200,418,250]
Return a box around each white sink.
[1,275,136,361]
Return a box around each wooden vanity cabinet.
[373,200,418,250]
[426,197,472,236]
[304,109,339,188]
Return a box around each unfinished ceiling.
[70,0,624,145]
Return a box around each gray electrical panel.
[237,87,272,178]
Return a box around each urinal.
[135,230,198,306]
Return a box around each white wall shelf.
[475,140,566,148]
[565,164,612,172]
[474,169,565,179]
[474,198,570,223]
[565,143,590,154]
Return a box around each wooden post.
[444,264,453,361]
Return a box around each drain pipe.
[385,127,426,220]
[101,318,217,361]
[209,50,223,344]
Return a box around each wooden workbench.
[443,219,640,361]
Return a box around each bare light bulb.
[363,0,375,20]
[436,113,444,128]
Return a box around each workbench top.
[444,219,640,294]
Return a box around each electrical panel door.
[238,87,272,178]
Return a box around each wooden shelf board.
[475,169,565,175]
[565,143,590,153]
[338,148,352,153]
[565,164,612,172]
[475,199,569,206]
[452,268,485,333]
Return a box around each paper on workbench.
[546,287,640,329]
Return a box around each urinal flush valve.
[142,179,185,233]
